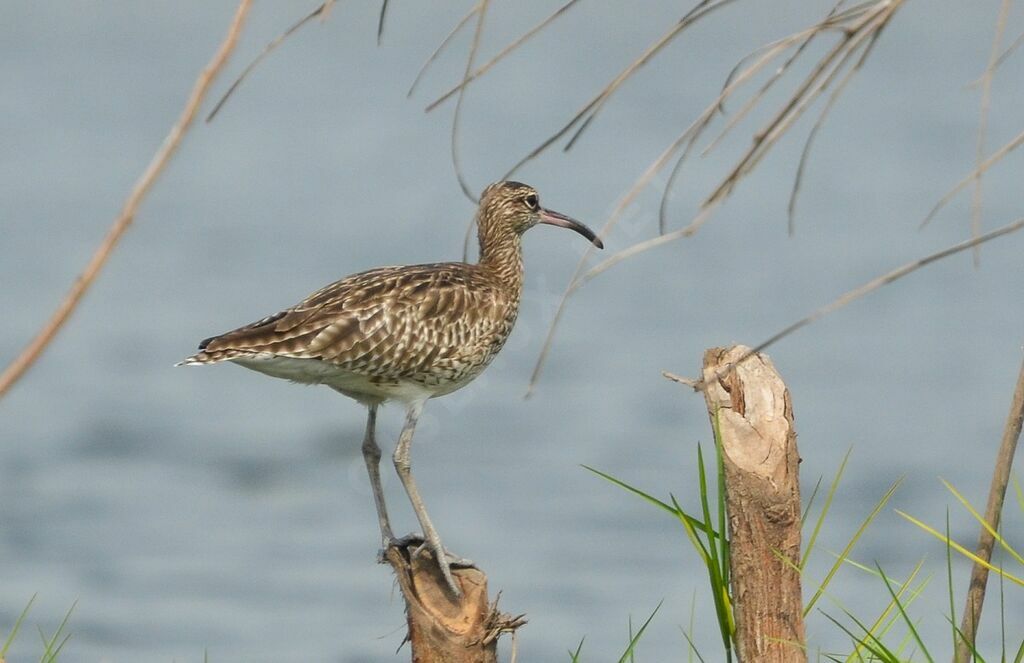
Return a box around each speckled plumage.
[181,261,520,403]
[179,181,602,597]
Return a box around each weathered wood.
[701,346,806,663]
[385,543,525,662]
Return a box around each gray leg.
[393,400,461,597]
[361,404,395,551]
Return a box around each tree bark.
[701,346,806,663]
[384,543,525,662]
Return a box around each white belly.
[231,355,433,405]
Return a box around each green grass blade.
[627,614,635,663]
[802,475,825,528]
[38,600,76,663]
[1013,475,1024,514]
[583,465,714,537]
[696,443,724,601]
[802,447,852,569]
[1,593,36,656]
[671,493,712,563]
[897,510,1024,587]
[1013,636,1024,663]
[679,625,708,663]
[942,478,1024,567]
[846,558,927,662]
[946,510,958,657]
[821,611,894,661]
[875,562,932,663]
[685,591,698,663]
[711,409,731,594]
[616,601,662,663]
[805,476,903,616]
[670,493,734,653]
[948,618,986,662]
[568,636,585,662]
[42,632,72,663]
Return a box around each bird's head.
[476,181,604,249]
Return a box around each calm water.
[3,2,1024,661]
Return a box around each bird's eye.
[524,193,539,210]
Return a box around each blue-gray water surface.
[3,2,1024,661]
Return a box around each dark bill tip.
[539,208,604,249]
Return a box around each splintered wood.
[385,544,525,662]
[701,345,806,663]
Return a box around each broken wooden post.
[384,543,525,662]
[701,345,806,662]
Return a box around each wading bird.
[180,181,603,595]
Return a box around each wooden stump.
[701,346,806,663]
[384,543,525,662]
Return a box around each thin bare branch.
[407,3,480,98]
[451,0,491,203]
[921,127,1024,228]
[424,0,583,111]
[694,217,1024,392]
[663,371,700,388]
[0,0,253,400]
[969,0,1013,266]
[207,1,332,123]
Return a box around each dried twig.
[0,0,253,400]
[968,0,1013,267]
[207,1,335,123]
[424,0,583,111]
[692,217,1024,392]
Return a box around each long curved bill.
[538,208,604,249]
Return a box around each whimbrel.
[179,181,603,595]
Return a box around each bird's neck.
[478,229,524,293]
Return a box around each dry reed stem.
[954,355,1024,662]
[688,217,1024,391]
[502,0,738,182]
[969,0,1013,267]
[788,26,883,234]
[451,0,491,204]
[921,127,1024,228]
[423,0,583,111]
[207,1,335,123]
[407,3,481,98]
[525,1,898,394]
[0,0,252,401]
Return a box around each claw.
[384,532,473,597]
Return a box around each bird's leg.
[393,401,462,597]
[360,404,395,557]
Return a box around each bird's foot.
[380,532,474,598]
